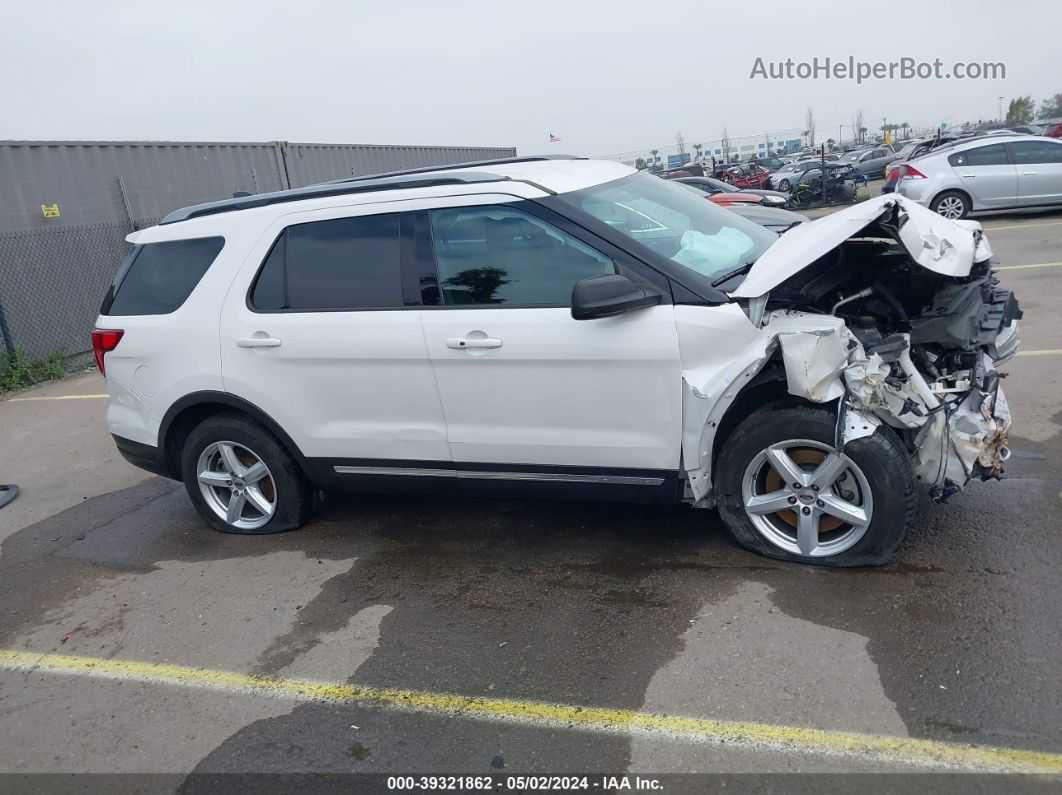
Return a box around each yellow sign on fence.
[41,204,60,218]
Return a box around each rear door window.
[250,213,404,311]
[949,144,1009,167]
[103,236,224,316]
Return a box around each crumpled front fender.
[680,307,1012,505]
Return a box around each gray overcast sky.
[2,0,1059,156]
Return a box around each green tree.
[634,157,647,170]
[1039,93,1062,119]
[1006,96,1035,125]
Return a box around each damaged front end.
[691,194,1021,505]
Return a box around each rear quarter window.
[102,237,224,316]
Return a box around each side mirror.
[571,274,662,321]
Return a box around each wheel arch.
[709,364,798,473]
[158,392,311,482]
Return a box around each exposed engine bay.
[681,195,1021,505]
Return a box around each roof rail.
[159,154,584,225]
[322,154,585,185]
[160,171,508,225]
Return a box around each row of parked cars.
[669,125,1062,219]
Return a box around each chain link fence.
[0,221,132,360]
[0,140,515,368]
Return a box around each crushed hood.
[730,194,985,299]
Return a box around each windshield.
[555,172,777,281]
[842,151,864,162]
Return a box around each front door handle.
[960,174,977,178]
[1021,171,1037,176]
[446,337,503,350]
[237,336,282,348]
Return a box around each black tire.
[180,412,314,535]
[930,190,971,220]
[778,179,791,191]
[715,403,916,567]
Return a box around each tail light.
[91,328,124,375]
[896,164,927,180]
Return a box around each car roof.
[159,155,634,225]
[920,133,1046,158]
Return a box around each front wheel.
[715,404,916,566]
[778,178,791,191]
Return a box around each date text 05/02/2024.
[386,775,664,791]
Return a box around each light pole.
[998,96,1004,122]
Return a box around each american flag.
[549,132,561,142]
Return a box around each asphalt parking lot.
[0,207,1060,789]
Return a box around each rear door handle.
[1022,171,1037,176]
[236,336,282,348]
[446,337,503,350]
[960,174,976,178]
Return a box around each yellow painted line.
[982,220,1062,232]
[997,262,1062,271]
[5,393,108,402]
[1,650,1059,774]
[1017,349,1062,357]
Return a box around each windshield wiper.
[710,261,756,287]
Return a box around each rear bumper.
[113,435,175,480]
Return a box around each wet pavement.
[0,210,1059,789]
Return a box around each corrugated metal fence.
[0,140,515,359]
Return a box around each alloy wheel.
[936,196,965,219]
[741,439,873,558]
[196,441,277,530]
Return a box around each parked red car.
[722,164,771,189]
[1046,123,1062,139]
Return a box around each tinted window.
[949,144,1008,167]
[251,213,403,311]
[250,236,286,310]
[430,205,615,306]
[1008,140,1062,165]
[104,236,224,316]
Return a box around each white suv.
[95,156,1020,566]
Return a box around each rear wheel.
[180,413,314,535]
[930,190,970,220]
[715,404,916,567]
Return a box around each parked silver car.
[767,160,835,191]
[840,146,898,179]
[896,135,1062,219]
